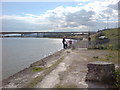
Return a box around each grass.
[23,56,65,88]
[115,68,120,88]
[103,28,119,39]
[102,28,119,49]
[56,84,77,88]
[92,50,119,64]
[32,67,45,72]
[91,28,120,50]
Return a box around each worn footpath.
[2,47,116,88]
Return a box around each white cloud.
[2,0,119,32]
[2,15,53,31]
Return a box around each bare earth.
[2,47,116,88]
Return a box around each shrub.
[115,68,120,88]
[93,45,107,49]
[107,44,113,50]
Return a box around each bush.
[115,68,120,88]
[107,44,113,50]
[93,45,107,49]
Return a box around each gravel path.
[35,48,115,88]
[2,48,117,88]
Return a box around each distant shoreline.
[1,36,83,40]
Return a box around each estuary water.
[2,38,63,80]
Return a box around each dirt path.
[35,48,114,88]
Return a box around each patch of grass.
[115,68,120,88]
[103,28,119,40]
[92,50,119,64]
[104,28,119,49]
[32,67,44,72]
[24,74,45,88]
[93,45,107,50]
[107,44,113,50]
[56,84,77,88]
[91,28,120,50]
[24,56,65,88]
[106,55,113,58]
[91,34,96,41]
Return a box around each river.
[2,38,63,80]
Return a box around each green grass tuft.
[32,67,44,72]
[24,56,65,88]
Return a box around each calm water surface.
[2,38,62,80]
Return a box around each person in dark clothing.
[88,36,91,45]
[62,37,67,49]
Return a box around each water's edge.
[2,38,63,80]
[2,49,64,82]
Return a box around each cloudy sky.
[1,0,119,32]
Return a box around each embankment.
[2,49,67,88]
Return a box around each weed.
[107,44,113,50]
[32,67,44,72]
[115,68,120,88]
[106,55,113,58]
[24,56,65,88]
[56,84,77,88]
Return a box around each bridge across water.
[0,31,96,38]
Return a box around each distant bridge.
[0,31,96,34]
[0,31,96,37]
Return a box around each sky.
[1,0,119,32]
